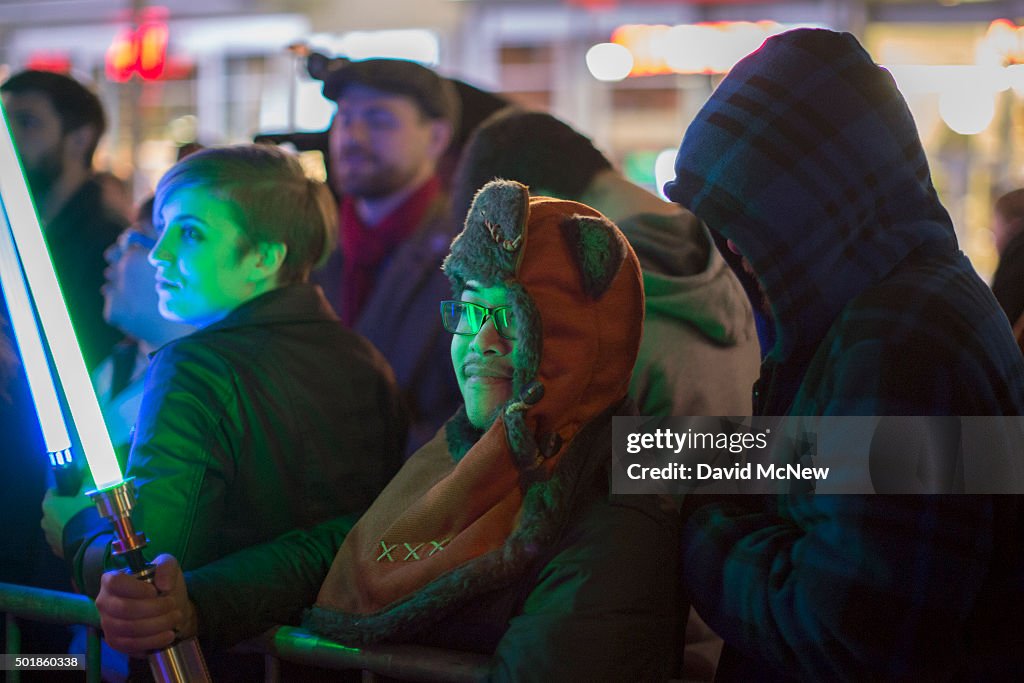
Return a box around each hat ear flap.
[466,179,529,252]
[445,179,529,288]
[560,214,627,299]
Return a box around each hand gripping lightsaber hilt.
[89,479,212,683]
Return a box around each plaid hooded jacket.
[664,29,1024,680]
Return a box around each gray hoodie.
[619,210,760,416]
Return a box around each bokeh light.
[654,148,678,201]
[586,42,634,82]
[939,89,996,135]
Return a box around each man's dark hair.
[450,108,612,226]
[1,70,107,167]
[135,195,157,227]
[995,188,1024,230]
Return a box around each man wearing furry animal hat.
[450,108,760,420]
[451,105,760,681]
[664,29,1024,680]
[95,180,679,680]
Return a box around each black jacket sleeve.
[186,514,357,651]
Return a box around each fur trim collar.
[302,401,619,645]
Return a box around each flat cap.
[321,58,460,130]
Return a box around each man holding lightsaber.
[65,144,408,678]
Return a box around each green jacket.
[64,284,406,596]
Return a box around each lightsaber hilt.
[49,446,84,497]
[89,479,212,682]
[89,478,150,574]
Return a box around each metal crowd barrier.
[0,582,489,682]
[240,626,489,682]
[0,582,102,683]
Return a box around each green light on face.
[0,100,123,490]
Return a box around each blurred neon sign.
[25,52,72,74]
[610,21,796,77]
[106,8,170,82]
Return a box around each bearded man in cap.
[314,58,463,454]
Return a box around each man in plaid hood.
[664,29,1024,680]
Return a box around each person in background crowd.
[62,145,407,677]
[94,170,134,223]
[176,141,204,162]
[1,68,126,660]
[94,180,679,682]
[278,50,509,196]
[92,197,196,456]
[1,70,124,369]
[990,187,1024,326]
[433,79,510,190]
[312,58,462,454]
[664,29,1024,680]
[0,328,52,655]
[0,326,47,594]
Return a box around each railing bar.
[85,626,102,683]
[264,626,489,682]
[263,653,280,683]
[5,613,21,683]
[0,583,99,628]
[1,584,492,682]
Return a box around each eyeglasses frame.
[439,300,517,340]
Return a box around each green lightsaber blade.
[0,98,123,490]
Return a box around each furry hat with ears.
[444,179,644,468]
[305,180,644,644]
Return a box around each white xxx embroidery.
[377,537,451,562]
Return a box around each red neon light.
[136,21,169,80]
[25,53,73,74]
[105,20,169,82]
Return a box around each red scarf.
[338,176,441,326]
